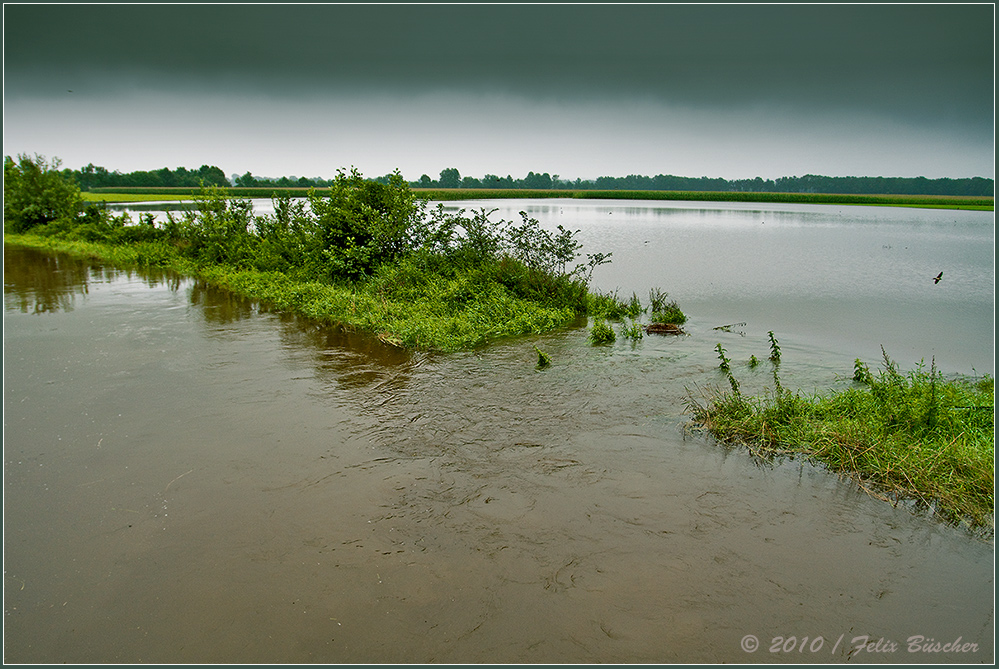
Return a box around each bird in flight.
[933,272,943,284]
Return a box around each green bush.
[307,169,424,281]
[4,154,83,233]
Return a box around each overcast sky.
[3,3,994,182]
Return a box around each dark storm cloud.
[4,3,992,131]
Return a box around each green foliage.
[589,320,616,345]
[648,287,669,313]
[449,207,505,264]
[4,154,83,233]
[307,168,425,281]
[588,290,630,320]
[650,303,687,325]
[534,345,552,369]
[715,343,740,395]
[625,292,645,318]
[620,319,644,340]
[768,330,782,363]
[580,252,613,283]
[186,185,256,265]
[70,162,230,190]
[853,358,874,384]
[438,167,462,189]
[748,354,760,368]
[505,211,581,276]
[647,288,686,325]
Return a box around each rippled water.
[3,200,994,663]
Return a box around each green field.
[86,187,994,210]
[81,192,197,203]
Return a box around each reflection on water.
[3,213,994,663]
[2,249,93,314]
[3,246,184,315]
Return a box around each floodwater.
[3,200,994,663]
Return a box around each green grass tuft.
[589,319,616,345]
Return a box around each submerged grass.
[688,348,995,529]
[4,233,579,352]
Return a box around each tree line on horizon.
[413,168,994,197]
[61,162,993,197]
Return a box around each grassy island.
[5,155,636,351]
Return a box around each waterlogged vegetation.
[6,154,638,351]
[580,286,688,344]
[690,335,995,529]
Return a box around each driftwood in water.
[645,322,685,335]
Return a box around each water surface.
[3,199,994,663]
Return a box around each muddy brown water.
[3,237,994,663]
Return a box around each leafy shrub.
[185,185,256,265]
[4,154,83,233]
[307,169,424,281]
[505,210,581,275]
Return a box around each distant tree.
[235,172,258,187]
[198,165,229,187]
[438,168,461,189]
[418,174,433,188]
[523,171,553,189]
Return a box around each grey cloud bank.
[3,4,994,181]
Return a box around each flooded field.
[3,199,994,663]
